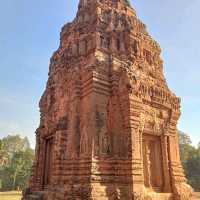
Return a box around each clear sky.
[0,0,199,147]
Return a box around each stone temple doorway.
[143,134,164,192]
[43,137,54,187]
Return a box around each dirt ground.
[193,192,200,200]
[0,191,199,200]
[0,191,22,200]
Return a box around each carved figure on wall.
[100,35,110,49]
[153,111,160,132]
[80,126,89,156]
[143,142,151,188]
[138,113,146,134]
[129,75,140,96]
[101,133,111,155]
[132,40,140,56]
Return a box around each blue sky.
[0,0,199,147]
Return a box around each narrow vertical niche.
[43,137,54,187]
[116,38,121,51]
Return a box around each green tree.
[0,140,9,168]
[0,135,34,191]
[179,131,193,162]
[124,0,131,7]
[184,147,200,191]
[2,135,30,157]
[178,131,200,191]
[1,149,34,191]
[179,131,192,145]
[12,149,34,190]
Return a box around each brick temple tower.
[23,0,193,199]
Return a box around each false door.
[43,137,54,186]
[143,134,164,192]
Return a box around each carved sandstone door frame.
[142,133,164,192]
[43,137,54,188]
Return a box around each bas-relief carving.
[79,109,108,158]
[100,35,110,49]
[79,112,93,157]
[133,99,169,131]
[80,125,89,156]
[101,133,111,155]
[93,106,115,157]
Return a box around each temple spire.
[23,0,193,200]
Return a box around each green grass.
[0,191,22,200]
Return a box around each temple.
[23,0,193,199]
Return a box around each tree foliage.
[178,131,200,191]
[124,0,131,7]
[1,135,30,157]
[0,135,34,191]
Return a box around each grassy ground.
[0,191,22,200]
[0,191,199,200]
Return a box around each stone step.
[25,193,43,200]
[26,195,41,200]
[147,192,173,200]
